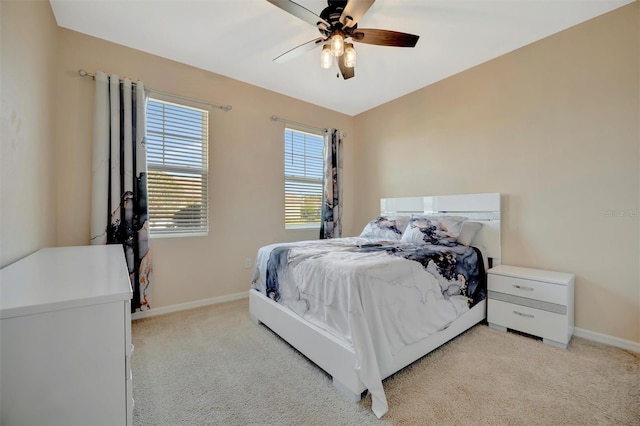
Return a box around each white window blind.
[284,127,324,229]
[146,96,209,236]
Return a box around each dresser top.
[488,264,574,285]
[0,245,132,319]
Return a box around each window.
[146,95,208,236]
[284,127,324,229]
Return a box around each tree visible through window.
[285,127,323,229]
[146,96,209,236]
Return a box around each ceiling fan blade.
[274,37,324,63]
[352,29,419,47]
[340,0,375,28]
[338,58,355,80]
[266,0,330,29]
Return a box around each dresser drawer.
[488,274,567,305]
[488,299,569,344]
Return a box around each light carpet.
[132,298,639,425]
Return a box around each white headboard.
[380,192,501,265]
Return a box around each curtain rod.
[271,115,326,133]
[78,69,232,112]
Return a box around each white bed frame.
[249,192,501,402]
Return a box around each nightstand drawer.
[488,299,569,344]
[488,274,567,305]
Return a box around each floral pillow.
[359,216,409,240]
[400,215,467,245]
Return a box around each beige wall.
[353,3,640,343]
[53,28,356,308]
[1,1,637,344]
[0,0,58,267]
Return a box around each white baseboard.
[131,291,249,321]
[573,327,640,353]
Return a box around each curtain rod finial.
[78,69,88,77]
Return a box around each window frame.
[284,125,324,230]
[145,92,210,238]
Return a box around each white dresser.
[487,264,574,349]
[0,245,133,425]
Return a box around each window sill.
[285,224,320,231]
[150,231,208,239]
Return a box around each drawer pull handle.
[513,310,534,319]
[513,284,534,291]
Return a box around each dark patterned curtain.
[320,129,343,239]
[91,71,152,312]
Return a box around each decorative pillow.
[359,216,409,240]
[400,215,467,245]
[389,215,410,234]
[432,216,467,238]
[457,221,483,246]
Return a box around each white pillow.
[457,221,483,246]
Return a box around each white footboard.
[249,289,366,398]
[249,289,487,403]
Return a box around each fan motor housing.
[319,0,353,37]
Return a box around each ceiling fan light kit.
[267,0,419,80]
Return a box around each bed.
[249,193,501,417]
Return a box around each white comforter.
[252,237,475,418]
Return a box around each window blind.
[284,127,324,229]
[146,97,209,236]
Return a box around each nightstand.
[487,265,574,349]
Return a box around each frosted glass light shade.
[320,45,333,69]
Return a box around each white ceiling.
[49,0,633,116]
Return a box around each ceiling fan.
[267,0,419,80]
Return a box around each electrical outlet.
[244,258,253,269]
